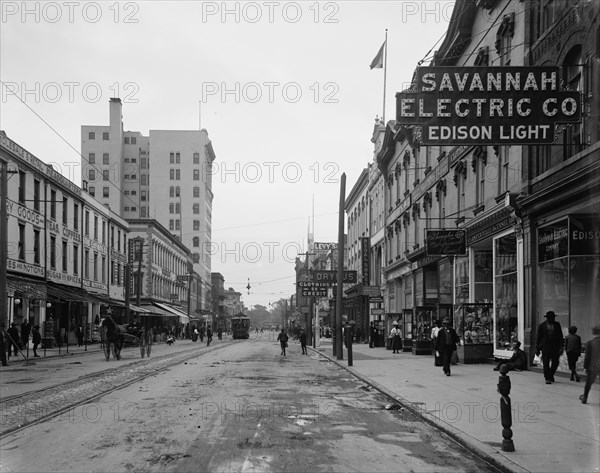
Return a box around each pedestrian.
[493,341,527,372]
[431,319,443,366]
[299,329,307,355]
[277,328,289,356]
[76,325,84,347]
[32,325,42,357]
[21,320,31,351]
[564,325,582,382]
[206,326,213,346]
[390,321,402,354]
[536,311,564,384]
[0,323,8,366]
[369,322,376,348]
[7,322,19,357]
[580,324,600,404]
[434,317,460,376]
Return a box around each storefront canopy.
[152,302,189,323]
[46,284,89,303]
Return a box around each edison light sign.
[396,67,581,145]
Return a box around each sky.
[1,0,453,309]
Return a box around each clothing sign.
[425,230,466,256]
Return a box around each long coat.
[536,320,564,354]
[434,327,460,353]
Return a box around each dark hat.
[592,325,600,336]
[544,311,556,318]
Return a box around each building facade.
[81,98,215,313]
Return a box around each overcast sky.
[1,1,453,308]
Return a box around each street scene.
[1,0,600,472]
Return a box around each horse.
[101,315,127,361]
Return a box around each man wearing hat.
[580,324,600,404]
[434,317,460,376]
[536,311,564,384]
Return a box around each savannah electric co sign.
[396,66,581,145]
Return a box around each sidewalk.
[313,339,599,473]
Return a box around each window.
[131,137,137,145]
[84,249,89,278]
[111,261,115,284]
[193,203,200,214]
[103,187,109,198]
[73,203,79,230]
[124,207,130,212]
[141,191,147,201]
[175,202,180,214]
[193,152,200,164]
[124,137,130,144]
[18,171,26,204]
[562,46,584,161]
[117,230,121,252]
[103,170,109,181]
[169,203,175,214]
[496,13,514,67]
[49,236,56,268]
[88,131,95,140]
[50,190,57,220]
[110,226,114,248]
[141,175,147,186]
[124,175,130,180]
[130,174,137,180]
[141,158,147,169]
[140,206,147,217]
[102,256,106,283]
[62,240,68,272]
[33,179,40,212]
[175,220,180,231]
[131,206,137,212]
[73,244,79,274]
[176,153,180,164]
[103,153,109,164]
[193,169,200,180]
[89,187,95,197]
[33,229,40,264]
[175,186,180,197]
[193,220,200,231]
[170,152,175,164]
[170,169,175,180]
[93,216,98,240]
[102,221,106,244]
[497,146,509,195]
[531,145,551,177]
[62,197,68,225]
[131,158,137,164]
[169,220,174,230]
[170,186,174,197]
[131,190,136,195]
[176,169,181,180]
[89,153,96,164]
[18,223,26,260]
[85,210,90,236]
[103,132,109,140]
[193,186,200,198]
[89,169,96,181]
[193,237,199,247]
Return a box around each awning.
[147,303,179,318]
[165,304,190,324]
[7,276,47,300]
[130,304,151,314]
[152,302,189,323]
[46,283,89,303]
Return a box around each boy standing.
[564,325,582,382]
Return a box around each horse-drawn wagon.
[101,315,153,361]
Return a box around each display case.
[454,302,493,363]
[412,307,435,355]
[402,309,413,351]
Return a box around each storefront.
[536,215,600,345]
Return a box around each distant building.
[80,98,215,313]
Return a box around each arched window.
[562,45,584,160]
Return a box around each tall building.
[81,98,216,312]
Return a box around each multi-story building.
[1,131,129,345]
[126,219,196,332]
[81,98,216,312]
[520,0,599,348]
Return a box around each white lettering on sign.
[420,71,558,93]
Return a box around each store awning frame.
[152,302,190,323]
[46,284,89,303]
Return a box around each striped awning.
[7,276,47,300]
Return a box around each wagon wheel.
[146,331,152,357]
[139,331,146,358]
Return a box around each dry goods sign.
[396,66,581,145]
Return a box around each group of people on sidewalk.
[0,321,43,366]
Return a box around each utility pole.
[135,237,144,307]
[336,173,346,360]
[302,250,316,346]
[0,159,8,328]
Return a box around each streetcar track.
[0,343,232,439]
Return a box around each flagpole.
[382,29,388,124]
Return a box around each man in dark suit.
[536,311,564,384]
[434,317,460,376]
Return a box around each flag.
[370,41,385,69]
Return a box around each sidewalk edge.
[312,348,530,473]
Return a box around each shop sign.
[298,281,329,288]
[371,308,385,315]
[362,286,381,297]
[7,258,45,278]
[314,242,337,251]
[467,215,513,246]
[301,288,328,297]
[396,66,581,145]
[6,199,43,226]
[538,219,568,262]
[570,216,600,256]
[361,237,370,284]
[309,270,357,285]
[47,269,81,286]
[425,230,466,256]
[83,279,107,292]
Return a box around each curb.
[311,347,530,473]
